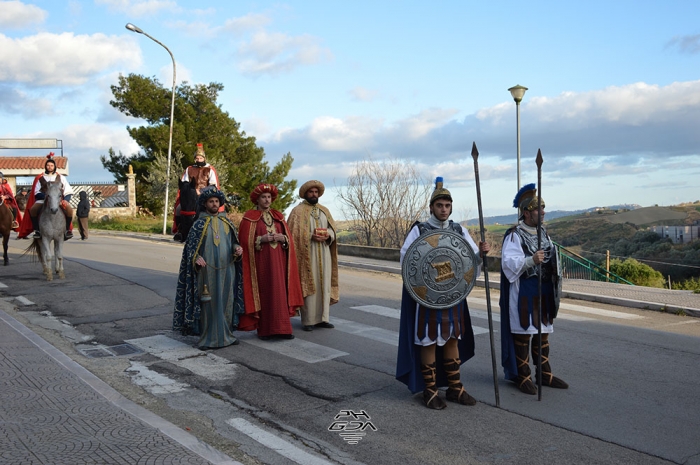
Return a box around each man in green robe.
[173,188,245,349]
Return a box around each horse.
[175,178,199,243]
[0,201,12,266]
[24,180,66,280]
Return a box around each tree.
[102,74,296,214]
[336,158,430,248]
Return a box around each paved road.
[1,232,699,465]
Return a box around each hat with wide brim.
[298,180,325,198]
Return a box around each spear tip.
[471,141,479,160]
[536,149,543,167]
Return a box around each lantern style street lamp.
[508,84,528,191]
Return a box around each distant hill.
[464,204,642,226]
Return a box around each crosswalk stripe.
[227,418,334,465]
[235,331,349,363]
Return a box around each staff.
[535,149,543,401]
[471,142,500,407]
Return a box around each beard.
[195,161,206,167]
[306,196,319,205]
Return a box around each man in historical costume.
[173,143,221,241]
[238,183,304,340]
[173,187,245,350]
[18,153,74,240]
[0,173,22,230]
[287,180,339,331]
[16,187,29,213]
[500,183,568,395]
[396,177,491,409]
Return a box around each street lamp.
[125,23,176,236]
[508,84,528,191]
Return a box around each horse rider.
[0,172,21,230]
[19,153,74,240]
[173,143,220,241]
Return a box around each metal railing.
[555,242,634,285]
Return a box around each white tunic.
[501,225,554,335]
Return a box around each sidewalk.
[0,303,241,465]
[337,255,700,318]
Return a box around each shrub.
[608,258,665,288]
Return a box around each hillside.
[464,204,641,226]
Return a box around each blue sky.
[1,0,700,219]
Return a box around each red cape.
[237,209,304,331]
[18,175,73,238]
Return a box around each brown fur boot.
[513,334,537,395]
[443,358,476,406]
[420,362,446,410]
[532,334,569,389]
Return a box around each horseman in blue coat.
[396,177,490,410]
[173,187,245,350]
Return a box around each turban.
[250,183,278,204]
[198,187,226,210]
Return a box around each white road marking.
[15,296,35,306]
[235,331,349,363]
[126,361,190,394]
[349,307,490,339]
[558,302,645,319]
[226,418,334,465]
[0,282,7,288]
[126,335,238,381]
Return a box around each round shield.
[402,229,480,309]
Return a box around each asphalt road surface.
[1,233,699,465]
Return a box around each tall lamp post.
[508,84,528,191]
[125,23,176,236]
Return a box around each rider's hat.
[195,143,205,159]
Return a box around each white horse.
[25,180,66,280]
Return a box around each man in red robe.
[238,183,304,340]
[0,173,21,230]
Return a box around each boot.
[513,334,537,395]
[532,334,569,389]
[444,358,476,406]
[31,215,41,238]
[64,216,73,240]
[11,208,18,229]
[420,362,446,410]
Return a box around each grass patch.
[90,216,165,234]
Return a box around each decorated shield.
[402,229,480,309]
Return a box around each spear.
[536,149,543,401]
[471,142,500,407]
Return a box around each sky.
[1,0,700,220]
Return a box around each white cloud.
[0,1,47,28]
[0,32,142,86]
[237,31,332,76]
[95,0,178,17]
